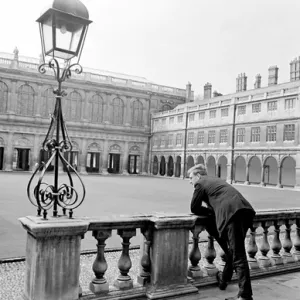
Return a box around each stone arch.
[263,156,278,186]
[196,155,205,164]
[175,156,181,177]
[160,156,166,176]
[167,156,174,176]
[248,156,261,184]
[161,104,172,112]
[235,156,246,182]
[153,155,159,175]
[207,156,216,177]
[280,156,296,187]
[0,81,9,114]
[186,156,194,176]
[129,145,140,153]
[217,155,227,179]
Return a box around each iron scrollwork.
[27,58,86,219]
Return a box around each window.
[209,110,216,118]
[237,105,246,115]
[236,128,245,143]
[188,132,194,145]
[132,100,143,126]
[251,127,260,142]
[266,125,277,142]
[169,117,174,124]
[153,137,158,146]
[17,84,35,116]
[112,98,124,125]
[162,104,172,112]
[188,113,195,122]
[41,88,55,118]
[162,118,166,125]
[252,103,261,113]
[154,119,159,129]
[285,98,295,110]
[219,129,228,143]
[284,124,295,141]
[90,94,104,123]
[176,133,182,145]
[168,134,173,146]
[208,130,215,143]
[199,111,205,120]
[160,135,165,147]
[267,101,277,111]
[221,107,229,117]
[177,115,183,123]
[197,131,204,144]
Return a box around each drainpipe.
[183,109,188,179]
[230,102,237,184]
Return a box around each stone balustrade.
[19,208,300,300]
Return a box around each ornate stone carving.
[109,144,121,153]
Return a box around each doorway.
[128,155,140,174]
[0,147,3,170]
[14,148,30,171]
[108,153,120,173]
[40,149,54,171]
[63,151,78,172]
[86,152,100,173]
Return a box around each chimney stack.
[204,82,212,99]
[254,74,261,89]
[290,57,300,81]
[185,82,192,103]
[236,73,247,92]
[268,66,278,86]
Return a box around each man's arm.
[191,185,206,214]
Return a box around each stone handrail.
[19,209,300,300]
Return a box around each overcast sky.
[2,0,300,96]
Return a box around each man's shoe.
[216,271,228,290]
[225,296,253,300]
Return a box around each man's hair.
[188,164,207,176]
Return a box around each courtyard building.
[0,48,192,175]
[150,58,300,188]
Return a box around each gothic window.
[89,94,103,123]
[132,100,143,126]
[65,91,82,121]
[17,84,35,116]
[0,81,8,114]
[112,98,124,125]
[41,88,55,118]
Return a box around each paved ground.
[1,172,300,259]
[199,271,300,299]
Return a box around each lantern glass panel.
[41,16,54,55]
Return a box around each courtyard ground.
[0,172,300,259]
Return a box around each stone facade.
[150,58,300,188]
[0,50,192,175]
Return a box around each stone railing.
[19,208,300,300]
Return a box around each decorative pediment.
[14,137,31,147]
[109,144,121,153]
[88,142,100,152]
[129,145,140,153]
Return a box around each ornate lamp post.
[27,0,92,219]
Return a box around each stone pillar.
[103,93,111,125]
[226,163,232,183]
[180,162,184,178]
[79,139,87,175]
[35,84,43,117]
[245,163,250,185]
[173,161,176,177]
[260,166,265,186]
[165,161,168,177]
[19,216,89,300]
[102,139,109,175]
[146,214,198,299]
[9,80,17,114]
[125,97,131,126]
[277,166,282,188]
[122,141,129,175]
[5,132,13,171]
[142,143,148,175]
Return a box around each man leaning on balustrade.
[188,164,256,300]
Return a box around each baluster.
[271,221,283,265]
[282,220,295,264]
[188,224,204,278]
[114,228,136,289]
[293,219,300,261]
[247,226,259,269]
[258,221,271,268]
[137,226,153,285]
[90,229,112,293]
[204,234,218,276]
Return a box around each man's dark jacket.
[191,176,256,237]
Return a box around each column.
[8,80,17,114]
[19,216,89,300]
[122,141,129,175]
[295,153,300,189]
[180,162,184,178]
[102,139,109,175]
[31,134,40,171]
[165,161,168,177]
[125,96,131,126]
[79,139,87,175]
[260,165,265,186]
[35,84,43,117]
[103,93,111,125]
[276,166,282,188]
[4,132,13,171]
[173,161,176,177]
[142,143,148,175]
[226,163,232,183]
[245,163,250,185]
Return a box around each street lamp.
[27,0,92,219]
